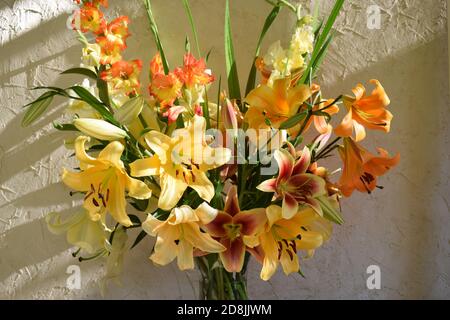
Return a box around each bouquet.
[21,0,399,300]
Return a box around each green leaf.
[245,5,280,95]
[131,230,147,249]
[61,67,98,79]
[144,0,170,74]
[279,111,307,129]
[299,0,344,84]
[224,0,241,101]
[181,0,201,57]
[53,123,78,131]
[21,91,54,127]
[176,113,185,128]
[96,64,111,107]
[70,85,116,124]
[316,196,344,225]
[114,95,144,125]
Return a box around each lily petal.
[129,155,161,177]
[177,239,195,270]
[260,232,279,281]
[279,250,300,276]
[256,178,277,193]
[189,169,215,203]
[203,212,231,238]
[219,238,246,273]
[292,146,311,175]
[184,224,225,253]
[150,225,179,266]
[274,149,294,184]
[234,209,267,236]
[126,176,152,200]
[195,202,220,225]
[158,173,188,211]
[282,193,299,220]
[98,141,124,167]
[223,185,240,216]
[107,178,132,227]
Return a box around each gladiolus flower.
[174,53,214,88]
[149,53,183,108]
[101,60,142,95]
[257,147,326,219]
[130,115,231,211]
[250,205,331,281]
[338,137,400,197]
[96,34,125,64]
[335,80,392,142]
[75,3,106,35]
[202,186,267,272]
[143,204,225,270]
[62,136,152,227]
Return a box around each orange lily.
[244,77,311,132]
[335,79,392,142]
[338,137,400,197]
[202,186,266,272]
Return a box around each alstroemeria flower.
[251,205,331,281]
[202,186,266,272]
[244,78,311,133]
[143,204,225,270]
[335,79,392,142]
[62,136,152,227]
[130,115,231,210]
[338,137,400,197]
[75,3,106,35]
[149,53,183,108]
[257,147,326,219]
[101,59,142,95]
[174,53,214,88]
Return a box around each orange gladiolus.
[174,53,214,88]
[101,60,142,95]
[335,79,392,142]
[338,137,400,197]
[75,3,106,35]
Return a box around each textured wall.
[0,0,449,299]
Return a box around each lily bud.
[220,97,242,137]
[73,118,128,141]
[114,95,144,125]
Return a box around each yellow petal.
[168,206,199,225]
[266,205,283,229]
[107,178,132,227]
[280,250,300,275]
[98,141,125,167]
[126,176,152,200]
[142,214,164,237]
[74,136,98,166]
[189,169,215,203]
[195,202,219,225]
[66,211,107,254]
[129,155,161,177]
[260,232,279,281]
[177,239,195,270]
[144,131,172,163]
[61,168,94,192]
[183,224,225,253]
[158,173,188,211]
[150,225,179,266]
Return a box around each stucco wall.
[0,0,449,299]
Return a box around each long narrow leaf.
[70,86,116,124]
[61,67,98,79]
[22,92,54,127]
[279,111,307,129]
[224,0,241,101]
[181,0,201,57]
[245,5,281,95]
[299,0,344,84]
[144,0,170,74]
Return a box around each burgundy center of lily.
[85,183,110,209]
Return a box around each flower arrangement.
[21,0,399,300]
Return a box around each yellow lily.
[249,205,332,281]
[143,204,226,270]
[130,115,231,211]
[244,77,311,133]
[46,209,108,255]
[62,136,152,227]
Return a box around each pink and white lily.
[257,146,326,219]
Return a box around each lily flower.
[130,115,231,211]
[202,186,266,272]
[73,118,128,141]
[143,204,226,270]
[338,137,400,197]
[149,53,183,108]
[100,59,142,95]
[174,53,214,88]
[257,146,326,219]
[244,77,311,133]
[252,205,331,281]
[335,79,392,142]
[62,136,152,227]
[46,209,108,255]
